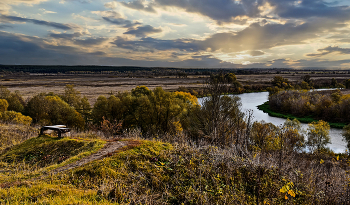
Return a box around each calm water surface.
[198,92,346,153]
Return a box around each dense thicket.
[92,86,198,135]
[269,89,350,123]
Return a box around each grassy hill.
[0,123,349,204]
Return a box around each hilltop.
[0,123,349,204]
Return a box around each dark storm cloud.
[267,0,350,21]
[0,15,73,30]
[0,32,42,53]
[102,17,140,28]
[74,37,108,46]
[112,36,202,52]
[122,0,350,23]
[154,0,264,23]
[49,32,107,46]
[0,31,233,67]
[0,31,101,65]
[49,32,82,39]
[124,25,162,37]
[113,21,343,53]
[2,31,350,68]
[307,46,350,57]
[121,0,156,13]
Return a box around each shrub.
[0,111,32,125]
[0,99,9,113]
[307,120,330,153]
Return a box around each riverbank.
[257,101,347,129]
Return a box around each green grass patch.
[257,101,347,129]
[0,135,105,169]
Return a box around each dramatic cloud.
[73,37,108,46]
[49,32,82,39]
[307,46,350,57]
[154,0,264,23]
[102,17,140,28]
[267,0,350,21]
[1,0,350,68]
[113,20,343,53]
[120,0,156,13]
[0,15,73,30]
[112,37,202,52]
[124,25,162,37]
[120,0,350,24]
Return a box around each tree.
[0,87,25,113]
[79,96,91,121]
[25,94,84,129]
[0,99,9,113]
[331,78,337,87]
[302,75,311,84]
[282,119,305,152]
[345,79,350,89]
[250,121,278,151]
[300,81,310,90]
[307,120,330,153]
[131,86,152,97]
[0,86,10,99]
[61,84,81,110]
[342,124,350,152]
[91,96,109,124]
[271,76,292,89]
[24,93,49,123]
[6,92,25,113]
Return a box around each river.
[198,92,346,153]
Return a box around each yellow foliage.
[0,110,32,125]
[0,99,9,113]
[172,120,183,133]
[174,91,198,106]
[288,190,296,197]
[280,181,296,200]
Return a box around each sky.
[0,0,350,69]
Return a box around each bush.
[0,111,32,125]
[0,99,9,113]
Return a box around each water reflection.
[198,92,346,153]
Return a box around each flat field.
[2,72,350,104]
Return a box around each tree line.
[269,89,350,123]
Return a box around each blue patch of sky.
[10,0,106,23]
[5,23,51,38]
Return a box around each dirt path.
[52,140,127,174]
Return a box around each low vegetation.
[1,73,350,204]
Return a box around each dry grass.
[0,123,38,153]
[3,72,350,104]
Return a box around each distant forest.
[1,65,349,75]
